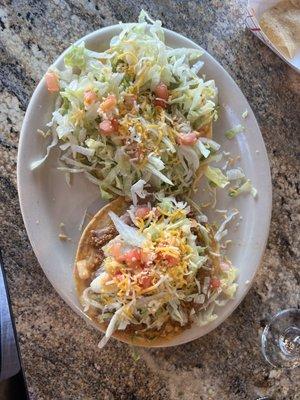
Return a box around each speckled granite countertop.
[0,1,299,399]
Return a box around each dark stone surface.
[0,1,299,399]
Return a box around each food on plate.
[35,11,219,200]
[260,0,300,59]
[74,196,237,347]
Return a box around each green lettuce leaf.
[205,166,229,188]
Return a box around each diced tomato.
[210,278,221,289]
[177,132,197,146]
[45,72,59,93]
[138,275,153,289]
[110,117,119,132]
[84,90,97,106]
[111,244,145,269]
[123,248,142,269]
[110,242,125,262]
[99,120,115,135]
[157,253,179,267]
[154,83,169,100]
[154,98,167,108]
[165,254,179,267]
[114,270,124,281]
[135,206,151,219]
[100,94,117,112]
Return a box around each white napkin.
[246,0,300,72]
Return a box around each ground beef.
[94,250,105,267]
[89,212,134,251]
[90,226,117,248]
[88,251,105,272]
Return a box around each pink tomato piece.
[99,120,115,136]
[84,90,97,106]
[45,72,59,93]
[154,83,169,100]
[135,206,151,219]
[165,254,179,267]
[154,98,167,109]
[138,275,153,289]
[157,253,179,267]
[210,278,221,289]
[114,270,124,281]
[110,242,125,263]
[100,94,117,112]
[177,132,197,146]
[123,248,142,269]
[110,117,119,132]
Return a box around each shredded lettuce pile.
[33,11,220,199]
[79,197,238,347]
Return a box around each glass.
[261,308,300,369]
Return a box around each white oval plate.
[17,25,272,347]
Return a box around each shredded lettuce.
[98,306,125,348]
[225,124,245,139]
[229,179,257,198]
[35,10,219,199]
[197,140,210,158]
[64,42,87,69]
[108,211,147,247]
[146,164,174,186]
[31,132,58,170]
[226,168,245,181]
[198,137,220,151]
[242,110,248,119]
[214,209,239,241]
[130,179,148,206]
[34,11,258,203]
[205,166,229,188]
